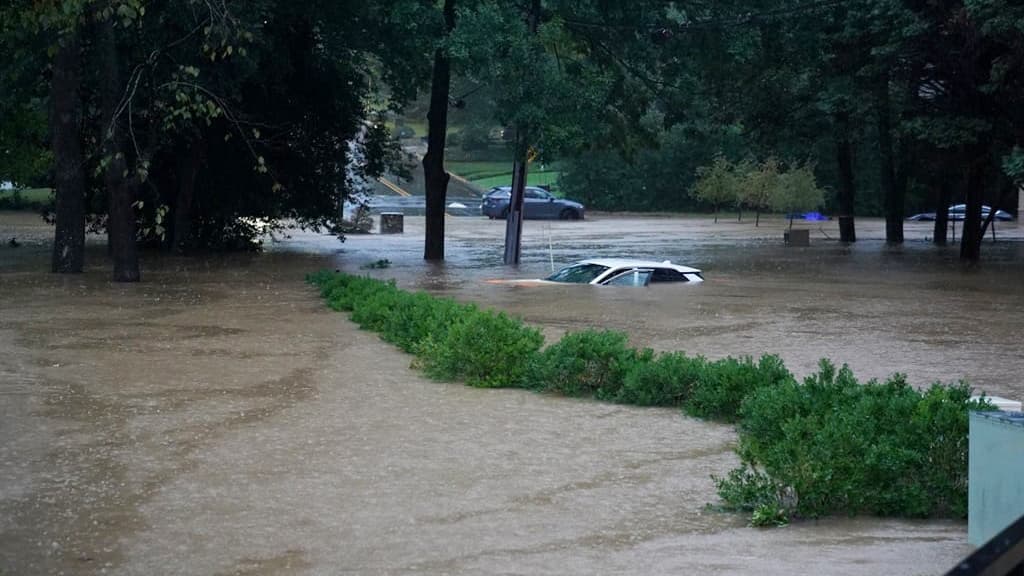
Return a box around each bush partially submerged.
[716,360,995,522]
[308,271,992,526]
[526,329,640,397]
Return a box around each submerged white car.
[487,258,704,287]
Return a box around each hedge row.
[308,271,993,526]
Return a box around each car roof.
[488,186,547,193]
[575,258,701,274]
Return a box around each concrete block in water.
[784,229,810,246]
[380,212,404,234]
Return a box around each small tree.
[692,156,739,223]
[740,158,780,227]
[769,163,825,229]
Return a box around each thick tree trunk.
[933,177,952,245]
[50,32,86,273]
[172,140,204,252]
[834,113,856,242]
[99,19,140,282]
[959,162,984,262]
[422,0,456,261]
[876,78,903,244]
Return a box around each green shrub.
[378,292,469,354]
[725,360,996,521]
[527,329,639,397]
[617,351,706,406]
[420,308,544,388]
[349,284,403,331]
[685,354,793,422]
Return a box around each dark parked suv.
[480,186,585,220]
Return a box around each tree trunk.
[422,0,456,261]
[834,112,856,242]
[172,140,204,252]
[933,177,952,245]
[99,18,140,282]
[959,162,984,262]
[876,76,903,244]
[50,31,86,274]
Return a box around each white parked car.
[488,258,704,287]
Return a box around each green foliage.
[420,308,544,388]
[384,293,470,355]
[713,465,781,514]
[1002,146,1024,186]
[527,329,640,397]
[769,164,825,222]
[686,355,793,422]
[740,158,780,217]
[308,271,540,388]
[691,156,741,218]
[616,351,706,406]
[726,360,997,522]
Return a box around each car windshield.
[545,263,610,284]
[487,189,511,198]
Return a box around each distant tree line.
[2,0,1022,277]
[556,0,1024,261]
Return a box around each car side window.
[604,269,652,286]
[650,268,688,283]
[525,189,545,199]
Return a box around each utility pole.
[503,0,541,265]
[503,141,528,264]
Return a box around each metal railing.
[946,514,1024,576]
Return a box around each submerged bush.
[308,271,991,527]
[617,351,706,406]
[419,309,543,388]
[685,354,793,422]
[527,329,639,397]
[722,360,995,522]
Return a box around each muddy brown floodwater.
[2,210,1021,575]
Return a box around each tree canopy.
[2,0,1023,273]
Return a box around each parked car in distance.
[906,204,1014,221]
[487,258,703,287]
[480,186,585,220]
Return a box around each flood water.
[1,210,1021,575]
[327,214,1024,400]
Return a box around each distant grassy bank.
[0,188,52,210]
[446,160,562,194]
